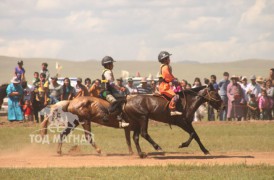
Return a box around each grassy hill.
[0,55,273,84]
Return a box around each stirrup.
[170,111,182,116]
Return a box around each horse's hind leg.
[133,128,147,158]
[140,118,163,152]
[82,121,101,155]
[57,119,79,155]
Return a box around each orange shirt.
[159,64,176,98]
[161,65,175,82]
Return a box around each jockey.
[158,51,182,116]
[100,56,129,128]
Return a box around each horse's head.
[199,83,223,111]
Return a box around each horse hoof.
[157,148,164,153]
[96,148,102,154]
[204,152,211,156]
[57,150,62,155]
[129,151,134,156]
[139,152,147,158]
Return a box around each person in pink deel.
[227,75,245,121]
[258,89,273,120]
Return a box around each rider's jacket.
[101,68,115,92]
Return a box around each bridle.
[184,87,221,103]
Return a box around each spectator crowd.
[5,60,274,123]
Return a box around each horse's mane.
[177,86,206,96]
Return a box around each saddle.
[152,92,172,101]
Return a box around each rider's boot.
[105,94,129,128]
[169,95,182,116]
[117,114,129,128]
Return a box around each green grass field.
[1,164,274,180]
[0,118,274,179]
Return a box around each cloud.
[0,0,273,62]
[0,39,64,58]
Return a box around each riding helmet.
[101,56,116,66]
[158,51,172,62]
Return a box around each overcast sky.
[0,0,273,63]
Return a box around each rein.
[183,87,221,102]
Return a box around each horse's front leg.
[57,119,79,155]
[124,127,134,155]
[178,121,210,155]
[81,121,101,155]
[178,132,194,148]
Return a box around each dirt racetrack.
[0,147,274,168]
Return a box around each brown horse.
[42,83,222,158]
[123,83,223,158]
[41,97,133,155]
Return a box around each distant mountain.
[177,60,200,64]
[0,55,273,84]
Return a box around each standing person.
[192,77,202,88]
[6,77,24,122]
[75,77,89,98]
[125,78,137,94]
[258,89,273,120]
[100,56,129,127]
[113,78,129,97]
[207,75,219,121]
[247,94,259,120]
[227,75,245,121]
[218,72,230,121]
[34,73,49,123]
[49,76,62,104]
[265,79,274,120]
[32,72,40,88]
[269,68,274,85]
[89,79,101,97]
[158,51,182,116]
[191,77,203,121]
[246,75,261,101]
[21,81,32,102]
[40,63,50,81]
[240,76,249,120]
[22,100,33,121]
[84,78,92,90]
[186,83,192,89]
[137,77,152,94]
[180,79,188,90]
[15,60,25,82]
[61,77,76,100]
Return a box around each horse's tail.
[40,100,70,136]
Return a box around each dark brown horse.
[124,84,223,158]
[42,83,222,158]
[0,84,8,109]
